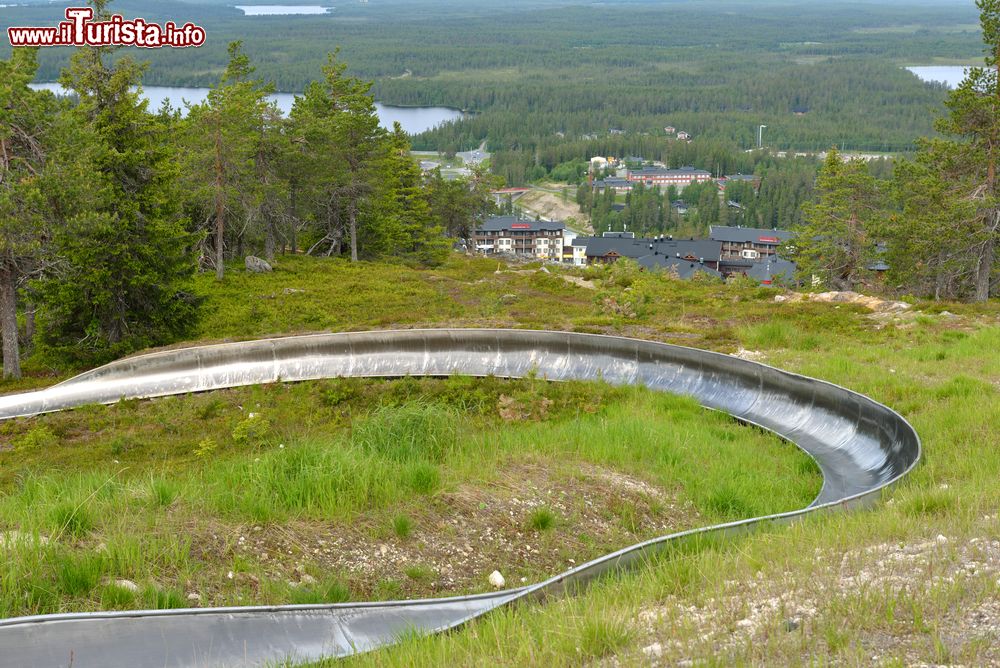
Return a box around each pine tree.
[890,0,1000,301]
[790,150,882,291]
[182,41,278,278]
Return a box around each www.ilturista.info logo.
[8,7,206,48]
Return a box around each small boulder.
[114,579,140,593]
[488,570,505,589]
[245,256,272,273]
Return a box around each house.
[664,126,676,135]
[626,166,712,190]
[473,216,566,260]
[744,258,797,285]
[718,173,761,191]
[637,255,723,280]
[676,131,692,141]
[572,234,722,269]
[671,200,689,215]
[593,177,633,193]
[709,225,792,263]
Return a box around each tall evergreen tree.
[34,5,198,363]
[182,41,278,278]
[889,0,1000,301]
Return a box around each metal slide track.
[0,329,921,667]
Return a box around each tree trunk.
[289,182,298,255]
[264,218,276,262]
[973,226,995,302]
[349,205,359,262]
[0,267,21,380]
[214,115,226,281]
[22,301,35,350]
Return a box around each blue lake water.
[29,84,462,135]
[906,65,976,89]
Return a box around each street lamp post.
[758,124,767,149]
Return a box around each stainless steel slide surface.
[0,329,921,667]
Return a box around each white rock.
[114,579,139,593]
[227,571,235,579]
[642,642,664,658]
[186,593,201,602]
[0,531,49,549]
[936,534,948,544]
[488,570,505,589]
[245,255,272,273]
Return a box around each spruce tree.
[34,11,198,363]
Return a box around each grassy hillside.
[1,254,999,664]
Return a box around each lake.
[29,84,462,135]
[235,6,331,15]
[906,65,975,89]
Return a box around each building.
[473,216,566,259]
[664,126,676,135]
[709,225,792,262]
[626,166,712,190]
[637,255,723,280]
[676,131,692,141]
[593,177,633,193]
[572,234,721,269]
[718,173,761,192]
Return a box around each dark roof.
[637,255,723,279]
[709,226,792,244]
[629,167,711,178]
[593,177,631,189]
[573,237,651,259]
[745,259,797,282]
[573,236,722,262]
[477,216,565,233]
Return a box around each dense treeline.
[790,0,1000,303]
[0,0,982,187]
[574,144,819,234]
[0,16,498,376]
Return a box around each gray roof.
[637,255,723,279]
[593,178,631,189]
[629,166,711,178]
[745,259,797,282]
[573,237,651,259]
[723,174,758,181]
[477,216,565,233]
[573,236,722,262]
[709,226,792,244]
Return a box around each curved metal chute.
[0,329,921,667]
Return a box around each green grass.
[527,507,557,532]
[0,374,818,618]
[0,255,998,665]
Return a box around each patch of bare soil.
[518,188,592,231]
[184,462,699,605]
[632,524,1000,665]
